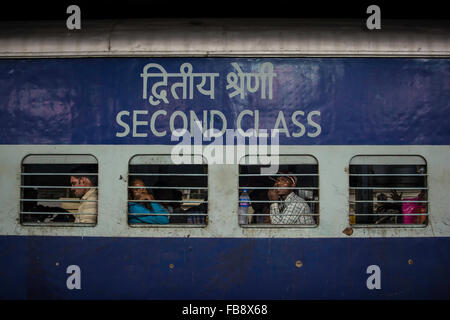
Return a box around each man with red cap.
[267,171,314,224]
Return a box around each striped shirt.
[76,188,97,224]
[270,192,314,225]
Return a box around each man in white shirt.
[267,172,314,225]
[70,168,98,224]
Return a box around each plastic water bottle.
[239,189,250,224]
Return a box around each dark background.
[1,0,449,21]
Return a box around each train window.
[349,155,428,227]
[20,155,98,226]
[238,155,319,227]
[128,155,208,227]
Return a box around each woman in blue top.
[128,178,169,224]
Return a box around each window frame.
[20,154,99,227]
[238,154,320,228]
[348,154,428,228]
[127,154,208,228]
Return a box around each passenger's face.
[273,176,293,196]
[131,180,146,199]
[70,176,89,198]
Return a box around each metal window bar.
[20,199,97,202]
[21,186,98,189]
[349,173,427,176]
[128,173,207,176]
[128,199,207,203]
[350,200,427,203]
[127,169,208,225]
[349,224,426,228]
[239,213,319,216]
[349,179,427,225]
[240,173,318,177]
[239,200,319,203]
[21,212,96,215]
[352,213,429,216]
[21,222,96,226]
[21,173,98,176]
[128,186,207,190]
[349,215,427,226]
[238,198,319,225]
[20,160,98,225]
[239,187,318,190]
[128,213,207,216]
[239,169,319,225]
[349,187,427,190]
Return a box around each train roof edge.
[0,18,449,57]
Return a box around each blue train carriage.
[0,19,449,300]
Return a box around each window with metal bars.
[128,155,208,226]
[349,155,428,227]
[238,155,319,227]
[20,155,98,226]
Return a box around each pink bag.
[402,197,425,224]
